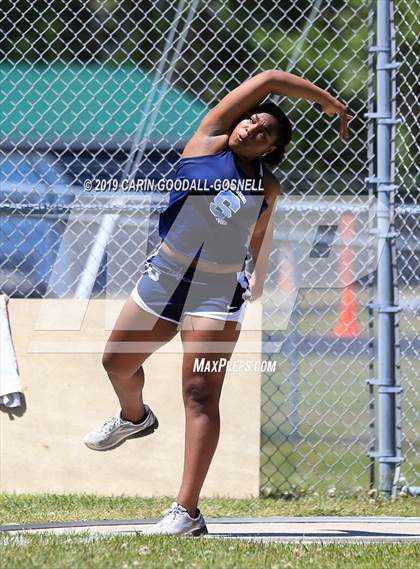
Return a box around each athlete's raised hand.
[321,98,352,140]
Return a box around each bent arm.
[249,220,275,301]
[248,173,281,300]
[199,69,343,136]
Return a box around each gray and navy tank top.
[158,149,268,264]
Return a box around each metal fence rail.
[1,0,418,494]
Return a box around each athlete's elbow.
[250,226,268,245]
[264,69,286,87]
[250,69,279,91]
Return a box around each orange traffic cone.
[332,214,362,338]
[333,283,362,337]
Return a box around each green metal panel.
[1,63,206,145]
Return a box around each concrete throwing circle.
[1,517,419,543]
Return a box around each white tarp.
[0,294,22,407]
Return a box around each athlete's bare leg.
[176,315,241,516]
[102,296,179,422]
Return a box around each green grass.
[1,495,419,569]
[1,493,419,524]
[260,351,420,493]
[264,286,420,339]
[1,534,419,569]
[260,351,371,492]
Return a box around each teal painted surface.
[1,64,206,145]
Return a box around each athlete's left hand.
[248,273,264,302]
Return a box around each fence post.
[367,0,376,491]
[374,0,400,496]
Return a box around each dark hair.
[251,101,293,165]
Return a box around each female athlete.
[84,70,350,536]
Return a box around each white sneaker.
[83,405,158,451]
[142,502,208,536]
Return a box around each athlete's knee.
[183,374,221,413]
[102,350,121,376]
[102,350,140,378]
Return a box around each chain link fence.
[393,0,419,493]
[1,1,418,494]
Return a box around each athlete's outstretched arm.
[199,69,350,140]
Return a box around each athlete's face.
[229,112,279,160]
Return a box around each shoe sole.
[188,525,208,537]
[140,524,208,537]
[84,417,159,452]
